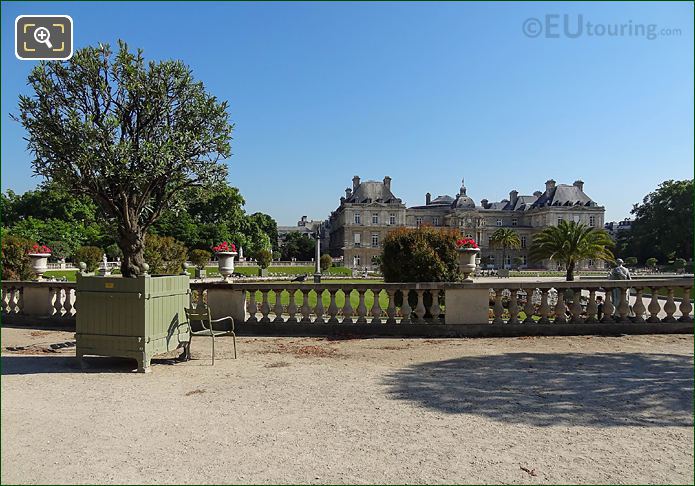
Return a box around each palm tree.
[529,220,615,281]
[489,228,521,270]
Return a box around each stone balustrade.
[3,278,692,337]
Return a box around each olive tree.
[15,41,232,277]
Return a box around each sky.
[2,1,693,225]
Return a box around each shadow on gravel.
[1,355,183,375]
[384,352,694,427]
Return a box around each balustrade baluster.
[492,289,504,324]
[246,291,258,323]
[63,288,74,317]
[400,290,412,324]
[327,289,339,324]
[554,289,566,324]
[601,289,615,323]
[428,290,442,323]
[616,287,631,323]
[538,288,551,324]
[314,289,325,324]
[260,290,271,323]
[67,288,73,316]
[273,290,284,323]
[286,289,298,323]
[507,290,519,324]
[570,289,583,323]
[647,287,661,323]
[523,289,535,324]
[386,289,397,324]
[370,288,383,324]
[356,289,368,324]
[1,287,10,314]
[679,287,693,323]
[414,290,426,322]
[663,287,677,323]
[585,289,598,323]
[341,289,354,324]
[632,288,646,323]
[9,287,19,315]
[51,288,62,317]
[300,289,312,323]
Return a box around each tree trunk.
[118,226,146,278]
[566,260,575,281]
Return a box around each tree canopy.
[14,41,233,277]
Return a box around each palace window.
[416,217,423,227]
[433,217,440,226]
[521,236,527,248]
[353,233,361,247]
[354,212,361,224]
[496,219,503,227]
[557,217,563,225]
[372,213,379,225]
[389,213,396,225]
[512,218,518,226]
[589,215,596,227]
[371,233,379,248]
[353,255,361,267]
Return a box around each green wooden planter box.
[76,275,191,372]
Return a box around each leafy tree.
[674,258,687,272]
[247,212,279,252]
[623,180,693,262]
[281,231,315,261]
[529,220,615,281]
[9,217,102,257]
[189,249,211,269]
[382,226,460,282]
[489,228,521,269]
[512,256,524,270]
[256,248,273,269]
[320,254,333,272]
[144,234,188,274]
[646,257,658,270]
[1,234,36,280]
[105,243,123,260]
[45,240,72,261]
[15,42,232,277]
[624,257,638,268]
[75,246,103,273]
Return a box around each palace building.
[326,176,605,270]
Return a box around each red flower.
[213,241,237,253]
[27,243,52,254]
[456,237,478,249]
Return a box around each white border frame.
[15,15,74,61]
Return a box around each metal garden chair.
[183,305,237,364]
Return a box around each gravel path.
[1,328,693,484]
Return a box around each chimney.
[573,180,584,192]
[533,191,542,198]
[509,190,519,206]
[345,187,352,198]
[383,176,391,191]
[426,192,431,205]
[545,179,556,192]
[352,176,360,191]
[480,198,489,209]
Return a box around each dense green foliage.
[615,180,693,263]
[1,234,36,280]
[14,41,233,277]
[320,254,333,272]
[144,235,188,274]
[382,227,461,282]
[189,249,211,269]
[489,228,521,269]
[529,220,615,281]
[624,257,638,267]
[646,257,658,269]
[256,248,273,269]
[74,246,104,273]
[280,232,316,261]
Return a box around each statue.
[608,258,631,315]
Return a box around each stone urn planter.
[216,252,237,280]
[28,253,51,280]
[458,247,480,282]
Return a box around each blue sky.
[2,1,693,225]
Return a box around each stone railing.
[3,278,692,336]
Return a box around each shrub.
[674,258,687,270]
[624,257,638,267]
[189,249,211,269]
[144,234,188,274]
[45,240,72,261]
[105,243,123,261]
[320,254,332,272]
[74,246,103,272]
[382,226,461,282]
[1,234,36,280]
[646,257,658,269]
[256,248,273,269]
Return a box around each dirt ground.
[1,327,693,485]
